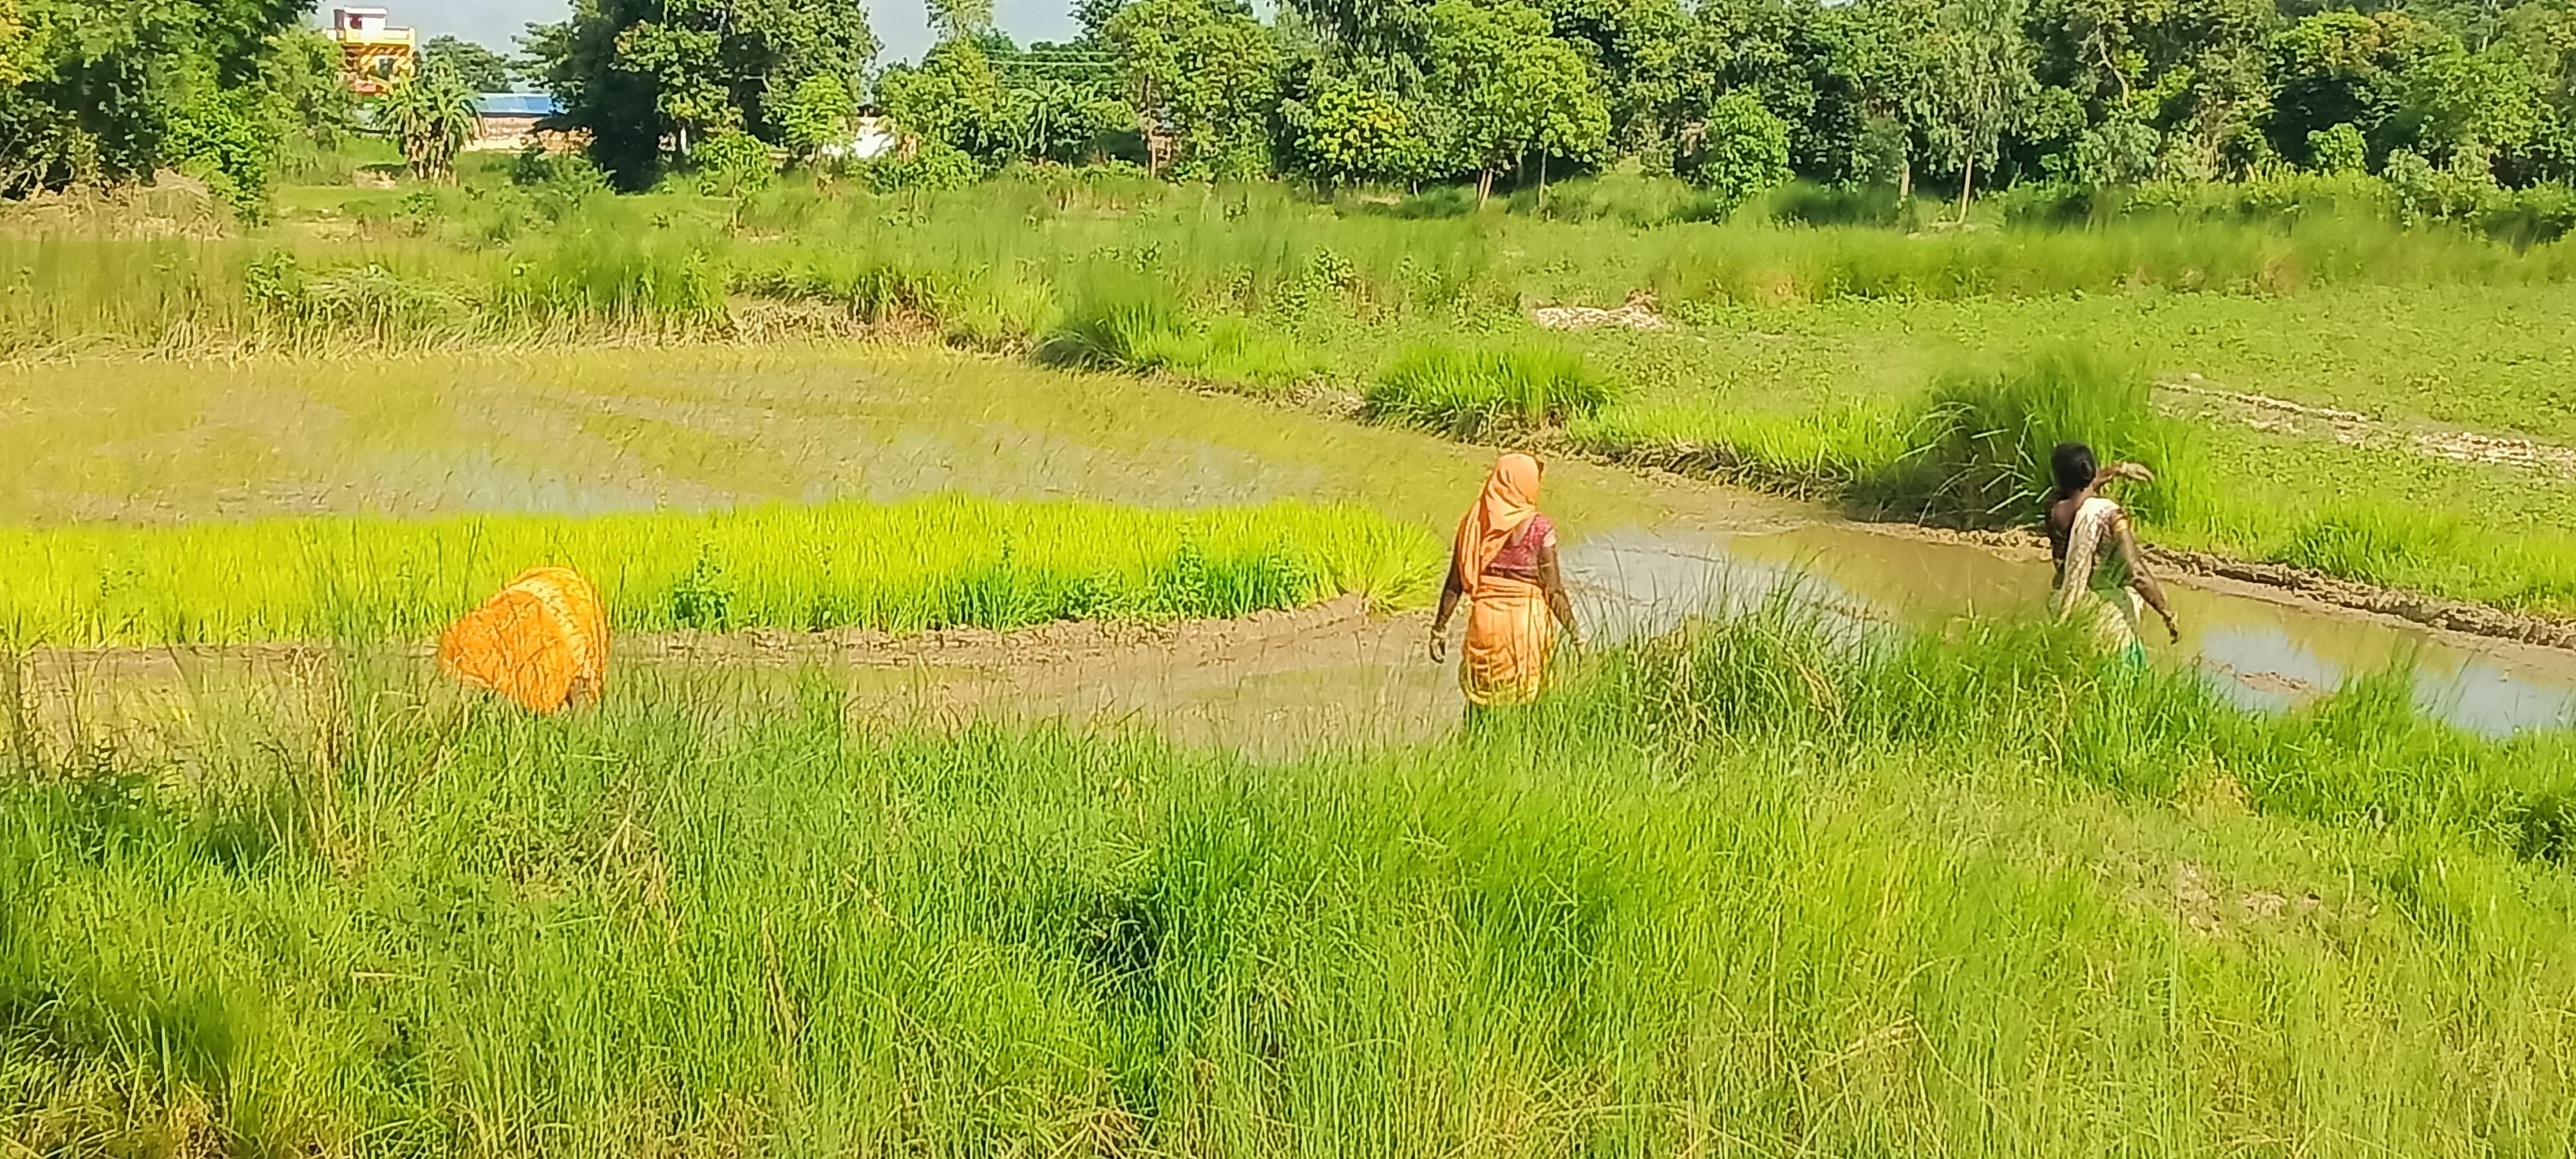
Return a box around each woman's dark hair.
[2049,441,2098,501]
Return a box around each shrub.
[2309,123,2367,174]
[1037,276,1310,388]
[1365,343,1615,436]
[694,129,777,201]
[1680,93,1792,216]
[1862,347,2198,527]
[866,138,982,193]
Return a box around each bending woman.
[1430,453,1582,705]
[2045,441,2180,663]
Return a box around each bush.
[166,88,278,221]
[865,138,982,193]
[2309,123,2367,175]
[1862,347,2198,527]
[694,129,777,201]
[1365,343,1615,436]
[1036,274,1311,388]
[1680,93,1791,216]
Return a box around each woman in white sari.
[2043,442,2180,663]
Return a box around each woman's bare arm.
[1536,542,1581,643]
[2109,511,2180,641]
[1429,549,1465,661]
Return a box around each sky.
[352,0,1081,66]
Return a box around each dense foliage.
[511,0,2576,211]
[15,0,2576,223]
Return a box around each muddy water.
[5,347,2571,741]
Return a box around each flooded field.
[6,345,2570,744]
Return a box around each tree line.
[9,0,2576,214]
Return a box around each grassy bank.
[13,167,2576,359]
[0,496,1439,646]
[5,605,2574,1153]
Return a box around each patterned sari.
[1453,455,1558,705]
[2052,496,2145,663]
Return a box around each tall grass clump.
[1365,342,1615,437]
[1857,346,2206,526]
[1564,596,2576,847]
[5,603,2576,1153]
[1037,270,1314,389]
[0,496,1440,646]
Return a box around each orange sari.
[437,566,609,713]
[1452,454,1556,706]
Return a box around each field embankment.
[5,602,2574,1153]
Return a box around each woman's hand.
[2112,461,2156,484]
[1428,626,1448,663]
[2161,609,2183,643]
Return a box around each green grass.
[0,496,1441,646]
[5,601,2574,1153]
[1363,341,1615,437]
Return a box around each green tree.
[1683,90,1790,212]
[1107,0,1281,179]
[380,62,478,182]
[695,126,775,213]
[877,37,1011,163]
[2398,46,2548,165]
[166,86,276,218]
[1293,77,1425,187]
[2267,11,2450,167]
[1426,0,1610,205]
[0,0,306,194]
[526,0,878,187]
[260,29,359,153]
[775,70,856,164]
[1915,0,2034,215]
[928,0,997,40]
[424,35,518,93]
[1833,0,1942,197]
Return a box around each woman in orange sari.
[1429,453,1582,706]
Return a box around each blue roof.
[473,93,558,117]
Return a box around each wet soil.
[11,598,1456,764]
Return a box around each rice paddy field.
[9,164,2576,1154]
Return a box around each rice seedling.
[3,599,2571,1154]
[0,496,1441,646]
[1364,342,1615,437]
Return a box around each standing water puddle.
[6,348,2571,746]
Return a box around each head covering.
[1453,453,1542,594]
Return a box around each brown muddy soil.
[8,598,1458,765]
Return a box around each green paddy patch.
[0,496,1441,646]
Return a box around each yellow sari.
[1453,455,1556,705]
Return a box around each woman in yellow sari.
[1429,453,1582,706]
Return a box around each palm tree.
[381,63,478,182]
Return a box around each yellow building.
[327,7,417,95]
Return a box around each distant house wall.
[469,95,578,154]
[327,7,413,95]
